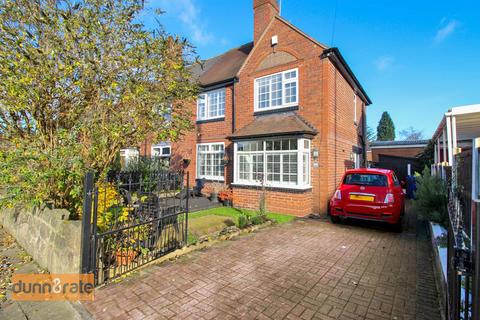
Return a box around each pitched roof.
[321,48,372,105]
[230,112,317,139]
[191,42,253,87]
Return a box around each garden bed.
[187,207,295,244]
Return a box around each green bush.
[413,166,448,225]
[251,215,266,226]
[237,215,249,229]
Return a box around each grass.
[187,207,295,244]
[189,207,296,224]
[186,207,295,245]
[188,215,235,238]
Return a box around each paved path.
[84,207,441,319]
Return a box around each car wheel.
[330,215,341,224]
[392,217,403,233]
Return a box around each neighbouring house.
[368,140,428,181]
[120,142,171,168]
[141,0,372,216]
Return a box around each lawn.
[187,207,296,244]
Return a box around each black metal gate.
[80,170,189,285]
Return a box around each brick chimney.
[253,0,279,44]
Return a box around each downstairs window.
[234,138,311,188]
[197,143,225,180]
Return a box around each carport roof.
[433,104,480,141]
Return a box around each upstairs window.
[254,68,298,112]
[197,88,226,121]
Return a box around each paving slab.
[83,204,442,319]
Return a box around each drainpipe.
[232,79,236,134]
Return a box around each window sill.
[231,182,311,191]
[196,117,225,124]
[197,177,225,182]
[253,105,299,116]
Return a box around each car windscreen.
[343,173,388,187]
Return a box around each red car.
[329,168,405,230]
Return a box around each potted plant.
[115,247,137,266]
[218,189,233,206]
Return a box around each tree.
[417,139,435,168]
[376,111,395,141]
[399,126,424,141]
[0,0,198,216]
[366,125,376,142]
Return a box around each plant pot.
[223,199,232,207]
[210,192,218,203]
[115,249,137,266]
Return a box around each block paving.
[84,209,442,319]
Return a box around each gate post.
[185,171,189,245]
[80,171,95,274]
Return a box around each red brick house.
[144,0,371,216]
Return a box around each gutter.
[320,48,372,105]
[199,78,236,92]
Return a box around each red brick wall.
[253,0,279,43]
[232,186,312,217]
[371,147,424,163]
[168,16,368,217]
[323,62,366,207]
[170,84,235,189]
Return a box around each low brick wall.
[0,207,82,274]
[232,186,313,217]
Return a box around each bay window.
[197,88,226,121]
[234,138,311,188]
[254,68,298,111]
[197,143,225,180]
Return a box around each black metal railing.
[81,170,189,286]
[445,152,475,320]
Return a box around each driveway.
[83,205,441,319]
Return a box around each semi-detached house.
[141,0,372,216]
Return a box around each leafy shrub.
[413,167,448,225]
[237,215,249,229]
[96,183,132,232]
[123,157,169,173]
[251,215,266,225]
[224,219,236,227]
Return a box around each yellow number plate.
[349,194,374,202]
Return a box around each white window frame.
[233,137,311,189]
[197,88,226,121]
[196,142,225,181]
[254,68,299,112]
[120,148,139,167]
[151,144,171,157]
[473,137,480,202]
[353,151,361,169]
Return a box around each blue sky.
[142,0,480,139]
